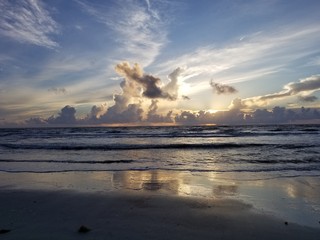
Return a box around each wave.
[1,142,317,151]
[2,157,319,165]
[235,158,320,164]
[1,165,319,174]
[0,159,134,164]
[1,125,319,141]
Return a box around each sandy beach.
[0,171,319,239]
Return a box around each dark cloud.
[174,106,320,125]
[175,111,198,124]
[25,117,48,126]
[182,95,190,100]
[287,75,320,94]
[48,87,67,95]
[298,95,318,102]
[210,80,238,95]
[47,105,77,124]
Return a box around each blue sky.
[0,0,320,125]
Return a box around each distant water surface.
[0,125,319,180]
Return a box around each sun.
[207,109,219,114]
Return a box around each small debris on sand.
[0,229,11,234]
[78,225,91,233]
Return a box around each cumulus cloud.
[87,103,107,121]
[93,62,183,124]
[228,98,246,111]
[210,80,238,95]
[162,67,184,100]
[146,100,173,123]
[115,62,182,100]
[100,102,144,124]
[47,105,77,124]
[95,63,144,123]
[0,0,59,48]
[115,62,164,99]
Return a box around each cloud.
[93,63,144,123]
[25,117,48,126]
[46,61,180,125]
[47,105,77,124]
[228,98,246,111]
[173,106,320,125]
[48,87,67,95]
[76,0,168,66]
[182,95,190,100]
[146,100,173,123]
[242,75,320,107]
[88,103,107,120]
[210,80,238,95]
[298,95,318,102]
[162,67,184,100]
[0,0,59,48]
[89,62,183,124]
[157,25,320,95]
[115,62,182,100]
[286,75,320,94]
[100,102,144,124]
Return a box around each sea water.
[0,125,319,180]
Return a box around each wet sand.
[0,171,319,239]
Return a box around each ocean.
[0,125,319,180]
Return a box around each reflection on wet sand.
[213,185,238,197]
[112,170,239,198]
[112,171,180,194]
[0,171,319,227]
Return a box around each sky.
[0,0,320,126]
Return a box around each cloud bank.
[3,66,320,127]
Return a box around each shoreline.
[0,171,320,239]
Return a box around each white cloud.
[76,0,168,66]
[157,25,320,85]
[0,0,59,48]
